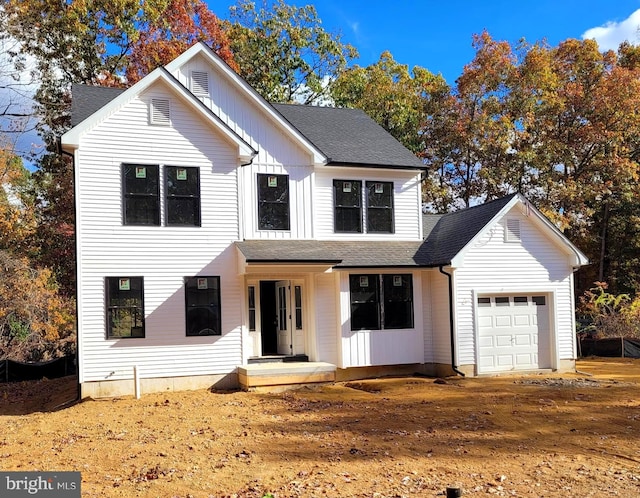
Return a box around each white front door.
[276,281,292,355]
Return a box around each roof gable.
[417,194,588,268]
[62,68,257,161]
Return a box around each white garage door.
[477,295,551,373]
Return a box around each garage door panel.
[477,294,550,374]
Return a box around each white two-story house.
[61,43,588,398]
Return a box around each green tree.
[225,0,357,104]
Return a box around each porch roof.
[235,240,427,268]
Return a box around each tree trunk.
[598,201,610,283]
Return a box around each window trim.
[122,163,160,226]
[333,179,363,233]
[165,165,201,227]
[257,173,290,231]
[105,276,145,339]
[184,276,222,336]
[366,181,395,233]
[349,273,414,331]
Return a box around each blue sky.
[210,0,640,83]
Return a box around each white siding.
[314,273,339,365]
[174,55,312,167]
[75,82,244,383]
[338,271,424,368]
[429,269,453,364]
[452,206,576,368]
[314,167,423,240]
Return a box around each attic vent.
[150,98,170,125]
[505,218,521,242]
[191,71,209,96]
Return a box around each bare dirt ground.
[1,358,640,497]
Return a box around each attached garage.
[476,294,552,374]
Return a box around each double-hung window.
[334,180,362,233]
[366,181,394,233]
[185,277,221,336]
[349,274,413,330]
[166,166,201,226]
[122,164,160,225]
[106,277,145,338]
[257,174,290,230]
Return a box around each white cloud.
[582,8,640,51]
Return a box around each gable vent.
[191,71,209,96]
[505,218,521,242]
[150,98,170,125]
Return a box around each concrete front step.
[237,362,336,391]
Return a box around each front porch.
[237,362,337,391]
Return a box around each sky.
[209,0,640,83]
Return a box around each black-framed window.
[366,181,394,233]
[166,166,200,226]
[248,286,256,331]
[122,164,160,225]
[349,274,413,330]
[106,277,145,338]
[334,180,362,233]
[258,174,290,230]
[185,276,221,336]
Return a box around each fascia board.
[165,42,327,165]
[450,193,589,268]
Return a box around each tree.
[225,0,358,104]
[126,0,236,83]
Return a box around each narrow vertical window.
[106,277,144,338]
[278,284,287,330]
[366,181,394,233]
[334,180,362,232]
[248,286,256,331]
[258,173,290,230]
[122,164,160,225]
[294,285,302,330]
[185,277,221,336]
[166,166,201,226]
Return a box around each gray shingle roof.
[272,103,424,169]
[71,84,125,126]
[69,85,424,169]
[236,240,426,267]
[237,195,516,268]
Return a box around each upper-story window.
[366,181,394,233]
[122,164,160,225]
[334,180,362,233]
[166,166,201,226]
[257,174,290,230]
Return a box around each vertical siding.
[453,207,576,367]
[76,83,244,383]
[313,168,422,240]
[314,273,339,365]
[338,271,424,368]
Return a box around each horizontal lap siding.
[454,207,576,366]
[314,273,339,365]
[76,84,243,383]
[428,270,452,364]
[314,168,422,240]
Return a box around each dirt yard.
[1,358,640,497]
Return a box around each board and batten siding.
[75,83,244,384]
[239,162,315,240]
[313,168,423,240]
[174,55,313,167]
[453,207,577,367]
[338,271,425,368]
